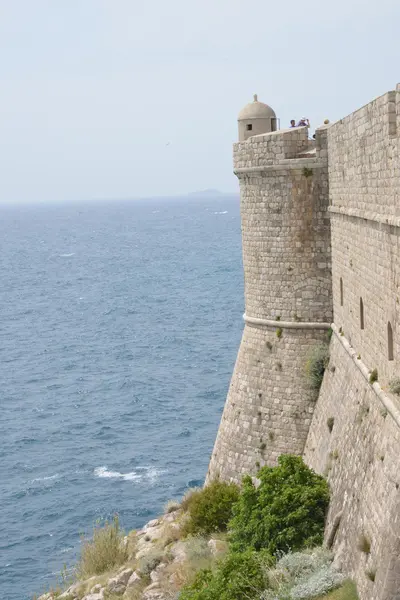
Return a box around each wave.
[31,473,60,483]
[59,253,75,257]
[94,466,166,483]
[214,211,228,214]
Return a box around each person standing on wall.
[297,116,310,128]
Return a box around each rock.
[82,589,105,600]
[126,571,141,588]
[150,562,167,583]
[145,519,160,529]
[107,567,133,595]
[163,509,181,522]
[82,593,104,600]
[38,595,55,600]
[59,583,80,599]
[91,584,102,593]
[170,540,188,563]
[208,538,228,556]
[142,582,166,599]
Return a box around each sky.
[0,0,399,204]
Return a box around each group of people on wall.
[290,117,310,128]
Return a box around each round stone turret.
[207,107,332,484]
[238,94,277,141]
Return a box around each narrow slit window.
[388,322,394,361]
[340,277,343,306]
[360,298,364,330]
[246,124,252,131]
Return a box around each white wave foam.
[32,473,60,483]
[94,466,142,481]
[59,253,75,257]
[214,211,228,214]
[94,466,167,483]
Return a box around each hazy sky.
[0,0,399,204]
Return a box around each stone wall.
[304,328,400,600]
[328,89,400,390]
[304,87,400,599]
[207,127,332,482]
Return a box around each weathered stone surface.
[169,540,188,563]
[126,571,141,588]
[107,567,133,594]
[150,562,167,583]
[142,582,166,600]
[82,591,104,600]
[145,519,160,529]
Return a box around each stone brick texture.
[207,126,333,482]
[305,89,400,599]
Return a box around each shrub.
[77,516,127,578]
[369,369,378,384]
[179,550,271,600]
[291,564,345,599]
[138,548,164,575]
[229,455,329,554]
[276,328,283,339]
[182,480,240,536]
[185,536,212,563]
[181,487,202,511]
[276,547,333,582]
[305,344,330,390]
[164,499,181,514]
[389,377,400,395]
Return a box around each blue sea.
[0,196,243,600]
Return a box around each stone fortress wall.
[304,87,400,600]
[208,85,400,599]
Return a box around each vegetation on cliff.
[36,456,357,600]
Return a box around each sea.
[0,195,243,600]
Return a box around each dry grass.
[316,580,358,600]
[164,499,181,514]
[77,516,128,579]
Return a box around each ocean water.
[0,196,243,600]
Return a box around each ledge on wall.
[331,323,400,428]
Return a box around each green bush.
[182,480,240,536]
[77,516,127,578]
[179,550,271,600]
[229,455,329,554]
[305,344,330,390]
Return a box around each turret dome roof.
[238,94,276,120]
